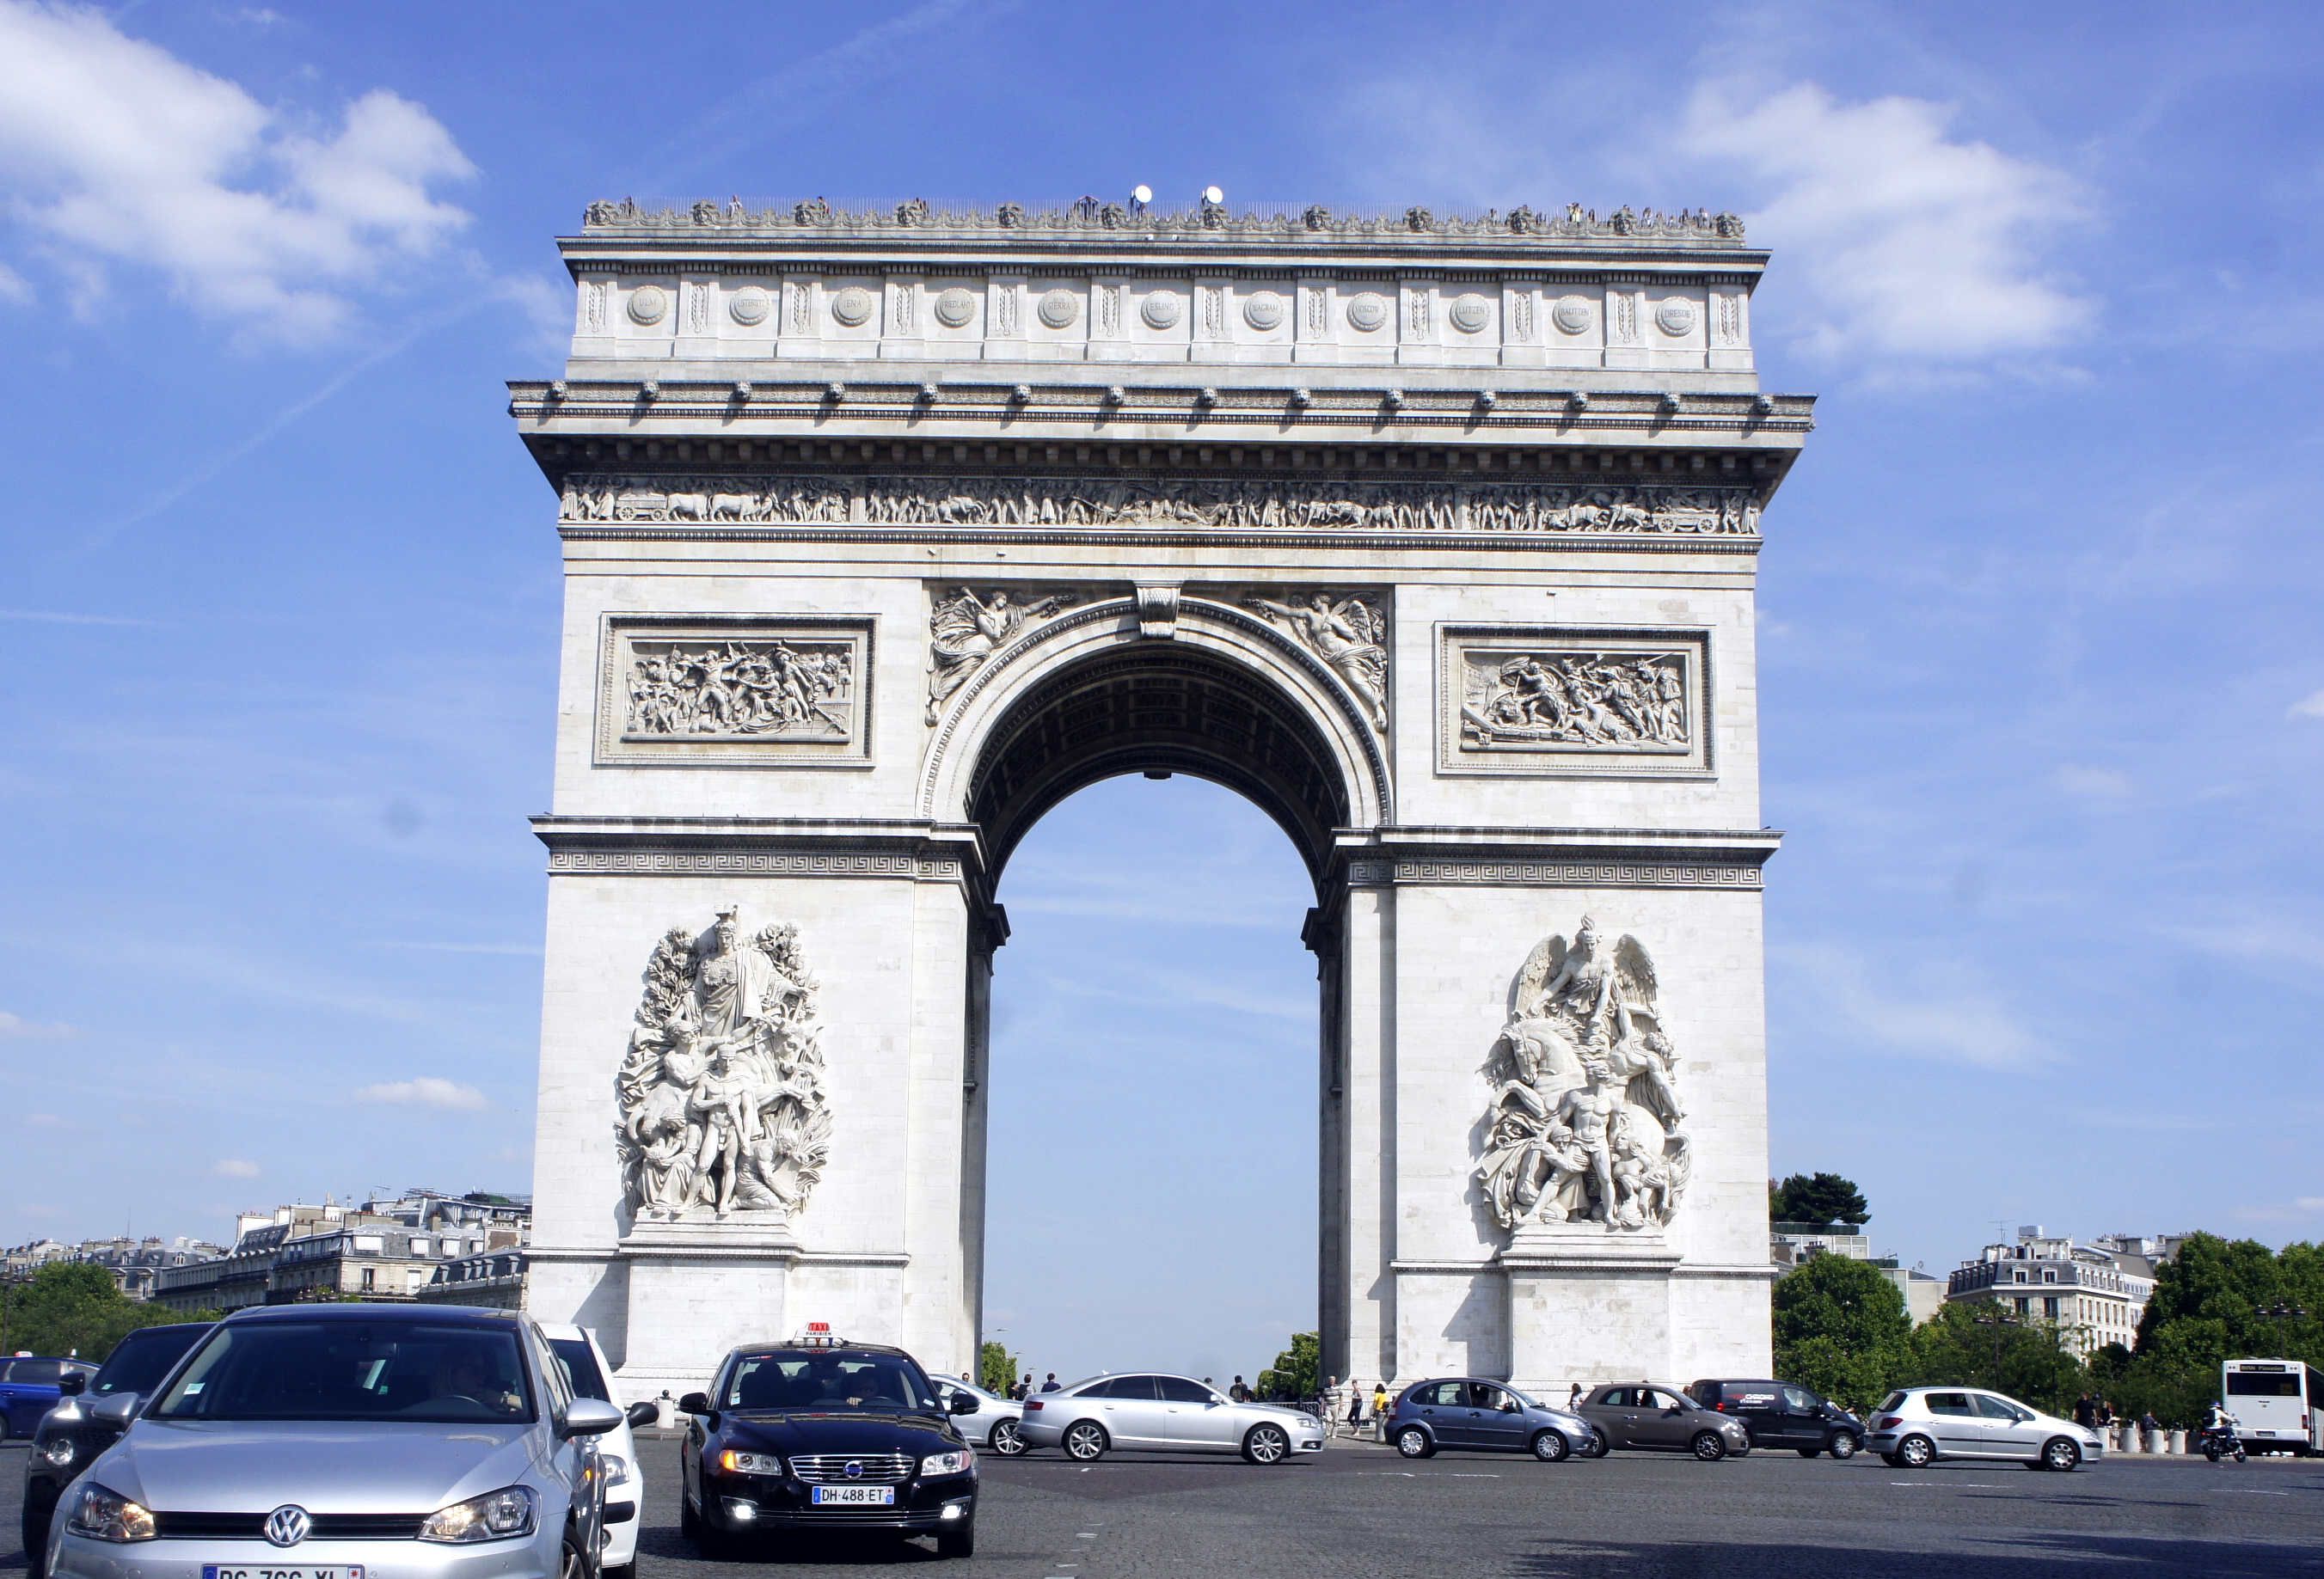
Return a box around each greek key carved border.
[1344,858,1761,890]
[546,849,961,879]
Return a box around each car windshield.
[93,1329,206,1397]
[547,1337,610,1403]
[150,1320,535,1424]
[722,1349,939,1412]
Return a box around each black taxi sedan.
[678,1333,983,1559]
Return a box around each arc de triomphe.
[513,198,1812,1401]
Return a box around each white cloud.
[2054,764,2132,800]
[212,1158,260,1178]
[2290,689,2324,720]
[355,1076,487,1111]
[0,1008,81,1039]
[1675,81,2092,364]
[0,2,475,343]
[0,260,28,303]
[1776,941,2049,1070]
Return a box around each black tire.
[1063,1419,1109,1462]
[990,1418,1028,1456]
[679,1487,699,1540]
[1897,1434,1935,1469]
[559,1528,591,1579]
[1530,1429,1570,1463]
[1830,1431,1861,1460]
[1242,1423,1291,1465]
[936,1519,975,1559]
[1579,1430,1610,1459]
[1395,1425,1432,1459]
[1796,1447,1821,1458]
[2041,1437,2081,1472]
[23,1501,52,1579]
[1882,1452,1905,1467]
[2204,1441,2222,1462]
[1690,1430,1727,1461]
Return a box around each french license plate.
[205,1568,362,1579]
[810,1485,894,1507]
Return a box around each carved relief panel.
[1436,625,1710,777]
[597,615,874,767]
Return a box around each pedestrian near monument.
[1229,1374,1251,1402]
[1041,1373,1061,1392]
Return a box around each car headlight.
[66,1484,156,1544]
[718,1449,782,1476]
[920,1449,975,1477]
[601,1454,632,1487]
[43,1435,78,1469]
[419,1486,537,1544]
[1297,1414,1321,1429]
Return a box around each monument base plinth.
[615,1216,801,1401]
[1499,1221,1683,1395]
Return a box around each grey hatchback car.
[1576,1382,1753,1460]
[46,1302,625,1579]
[1386,1379,1605,1461]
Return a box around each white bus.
[2223,1358,2324,1455]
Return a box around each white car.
[1866,1386,2105,1472]
[539,1323,659,1575]
[937,1378,1028,1456]
[1017,1373,1325,1463]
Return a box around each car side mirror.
[626,1400,660,1429]
[561,1398,624,1439]
[1664,1405,1683,1416]
[89,1394,139,1428]
[948,1392,980,1416]
[58,1372,87,1398]
[677,1392,711,1415]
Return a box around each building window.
[360,1268,375,1290]
[2042,1269,2056,1283]
[2044,1296,2059,1319]
[2013,1270,2026,1283]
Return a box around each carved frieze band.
[560,474,1758,538]
[546,849,963,879]
[1437,625,1713,778]
[1345,859,1760,889]
[597,615,874,768]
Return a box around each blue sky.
[2,1,2320,1382]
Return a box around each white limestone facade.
[513,199,1812,1402]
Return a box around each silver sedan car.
[1016,1374,1325,1463]
[47,1302,623,1579]
[935,1378,1028,1456]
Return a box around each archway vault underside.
[966,640,1354,887]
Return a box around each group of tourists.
[1320,1375,1394,1435]
[1003,1373,1064,1400]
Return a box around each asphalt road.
[8,1437,2323,1578]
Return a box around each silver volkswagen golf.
[46,1303,623,1579]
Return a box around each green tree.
[0,1264,183,1362]
[978,1338,1019,1395]
[1770,1172,1870,1227]
[2110,1233,2324,1427]
[1899,1301,2087,1415]
[1772,1253,1913,1411]
[1255,1331,1321,1403]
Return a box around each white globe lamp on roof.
[1201,185,1223,205]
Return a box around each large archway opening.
[956,627,1365,1390]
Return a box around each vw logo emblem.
[843,1460,864,1479]
[264,1506,311,1548]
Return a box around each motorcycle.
[2200,1420,2247,1463]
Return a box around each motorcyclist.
[2202,1399,2243,1461]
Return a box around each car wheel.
[23,1503,52,1579]
[1690,1430,1727,1461]
[1898,1434,1935,1469]
[1830,1431,1861,1460]
[990,1417,1028,1456]
[2042,1437,2082,1472]
[936,1518,976,1559]
[559,1528,590,1579]
[1579,1430,1609,1459]
[1064,1420,1109,1462]
[1530,1429,1570,1463]
[1395,1426,1432,1459]
[1242,1423,1291,1465]
[679,1488,699,1541]
[1796,1447,1820,1458]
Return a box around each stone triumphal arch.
[513,197,1812,1402]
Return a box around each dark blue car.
[0,1357,99,1441]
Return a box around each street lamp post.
[1972,1307,2022,1385]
